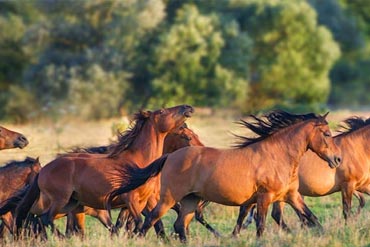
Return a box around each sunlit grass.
[1,109,370,246]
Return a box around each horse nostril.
[335,156,341,164]
[19,135,28,142]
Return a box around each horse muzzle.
[328,155,342,168]
[14,135,29,149]
[181,105,194,118]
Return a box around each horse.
[13,105,193,238]
[233,116,370,234]
[65,123,220,237]
[0,157,41,237]
[0,126,28,150]
[106,110,342,242]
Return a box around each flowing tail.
[105,154,169,213]
[15,173,41,231]
[0,185,31,216]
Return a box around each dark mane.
[67,145,111,154]
[108,110,151,158]
[336,116,370,136]
[234,110,320,148]
[0,157,37,171]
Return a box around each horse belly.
[199,171,256,206]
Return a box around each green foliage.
[238,0,341,112]
[0,0,368,121]
[148,4,249,108]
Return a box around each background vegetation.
[0,112,369,247]
[0,0,369,123]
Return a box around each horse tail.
[0,185,31,216]
[15,173,41,230]
[105,154,169,213]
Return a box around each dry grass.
[0,109,370,246]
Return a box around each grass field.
[0,109,370,247]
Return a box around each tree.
[148,4,249,108]
[237,0,341,111]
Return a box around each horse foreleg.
[341,183,355,221]
[145,195,166,238]
[271,202,290,232]
[1,212,14,237]
[140,194,176,237]
[232,204,255,236]
[255,193,273,237]
[115,208,130,230]
[173,195,200,243]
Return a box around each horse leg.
[173,195,200,243]
[341,183,355,221]
[286,192,322,230]
[115,208,130,230]
[243,205,256,229]
[232,204,255,236]
[271,202,290,232]
[70,212,86,238]
[354,191,365,215]
[194,201,221,238]
[255,193,273,237]
[140,194,176,237]
[0,222,6,238]
[144,197,166,239]
[1,212,14,237]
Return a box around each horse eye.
[323,131,331,137]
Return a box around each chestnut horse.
[0,157,41,237]
[64,123,213,237]
[233,116,370,234]
[106,110,342,242]
[14,105,193,238]
[0,126,28,150]
[67,124,220,237]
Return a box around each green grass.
[1,110,370,246]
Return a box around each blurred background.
[0,0,369,123]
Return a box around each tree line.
[0,0,369,122]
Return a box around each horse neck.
[262,121,313,168]
[116,121,166,167]
[338,126,370,156]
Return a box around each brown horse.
[0,157,41,237]
[106,110,342,242]
[0,126,28,150]
[14,105,193,238]
[65,123,220,237]
[233,116,370,234]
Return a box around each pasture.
[0,109,369,247]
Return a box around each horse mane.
[234,110,321,148]
[336,116,370,136]
[0,157,37,171]
[108,110,151,158]
[68,145,111,154]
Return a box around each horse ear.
[139,110,151,118]
[322,112,329,120]
[35,157,40,163]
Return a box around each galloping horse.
[232,116,370,234]
[106,110,342,242]
[64,123,210,237]
[14,105,193,238]
[0,157,41,237]
[0,126,28,150]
